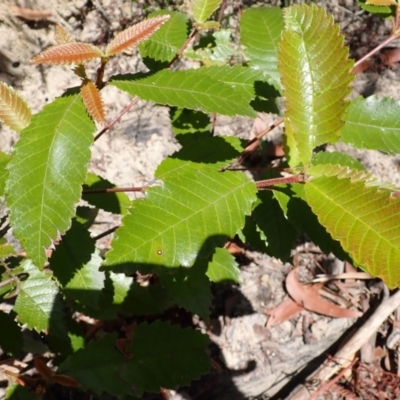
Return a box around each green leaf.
[253,191,297,262]
[305,175,400,288]
[110,67,257,117]
[312,151,365,171]
[0,152,11,196]
[273,184,350,261]
[51,219,105,308]
[191,0,222,22]
[6,384,38,400]
[57,333,130,397]
[0,310,23,356]
[279,4,354,166]
[121,321,211,394]
[14,260,66,334]
[104,158,256,272]
[240,7,284,91]
[358,0,395,15]
[340,96,400,155]
[139,11,189,62]
[82,172,130,215]
[6,92,95,267]
[58,323,210,396]
[207,247,241,283]
[160,261,211,319]
[111,272,172,315]
[75,205,98,228]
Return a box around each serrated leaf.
[105,15,171,56]
[279,4,354,166]
[111,272,172,315]
[6,92,95,267]
[340,96,400,155]
[50,219,104,307]
[240,7,284,91]
[82,172,130,215]
[32,43,104,65]
[358,0,394,14]
[80,80,105,124]
[273,184,350,261]
[121,321,210,393]
[0,82,31,132]
[253,190,297,262]
[110,66,260,117]
[57,333,130,396]
[139,11,189,62]
[104,159,256,272]
[191,0,222,22]
[207,247,241,283]
[305,176,400,288]
[366,0,397,5]
[14,260,66,334]
[312,151,365,171]
[0,310,23,356]
[160,261,211,319]
[0,152,11,196]
[54,24,75,45]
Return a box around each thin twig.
[167,28,198,67]
[83,186,145,194]
[256,174,305,189]
[92,226,118,241]
[287,289,400,400]
[94,96,139,141]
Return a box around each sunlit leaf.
[0,152,11,196]
[6,92,95,267]
[80,80,105,124]
[191,0,222,23]
[54,24,75,45]
[32,43,104,65]
[279,4,354,166]
[0,82,31,132]
[240,7,284,90]
[340,96,400,155]
[139,11,189,62]
[14,260,66,334]
[207,247,241,283]
[305,175,400,288]
[105,15,171,56]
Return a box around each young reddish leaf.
[0,82,31,132]
[54,24,75,45]
[286,268,363,318]
[32,43,104,65]
[105,15,171,57]
[51,374,81,388]
[366,0,397,5]
[80,80,106,125]
[34,358,54,380]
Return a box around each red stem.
[256,174,305,189]
[83,186,145,194]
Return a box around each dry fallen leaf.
[265,295,304,328]
[286,267,363,318]
[11,6,53,21]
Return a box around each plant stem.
[92,226,118,241]
[94,96,139,141]
[82,186,145,194]
[353,33,398,72]
[256,174,305,189]
[168,28,198,68]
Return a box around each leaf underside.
[279,4,354,166]
[55,24,75,45]
[340,96,400,155]
[32,43,104,65]
[6,92,95,267]
[0,82,31,132]
[105,15,171,56]
[110,65,259,117]
[80,80,106,124]
[240,7,284,91]
[305,175,400,288]
[191,0,223,23]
